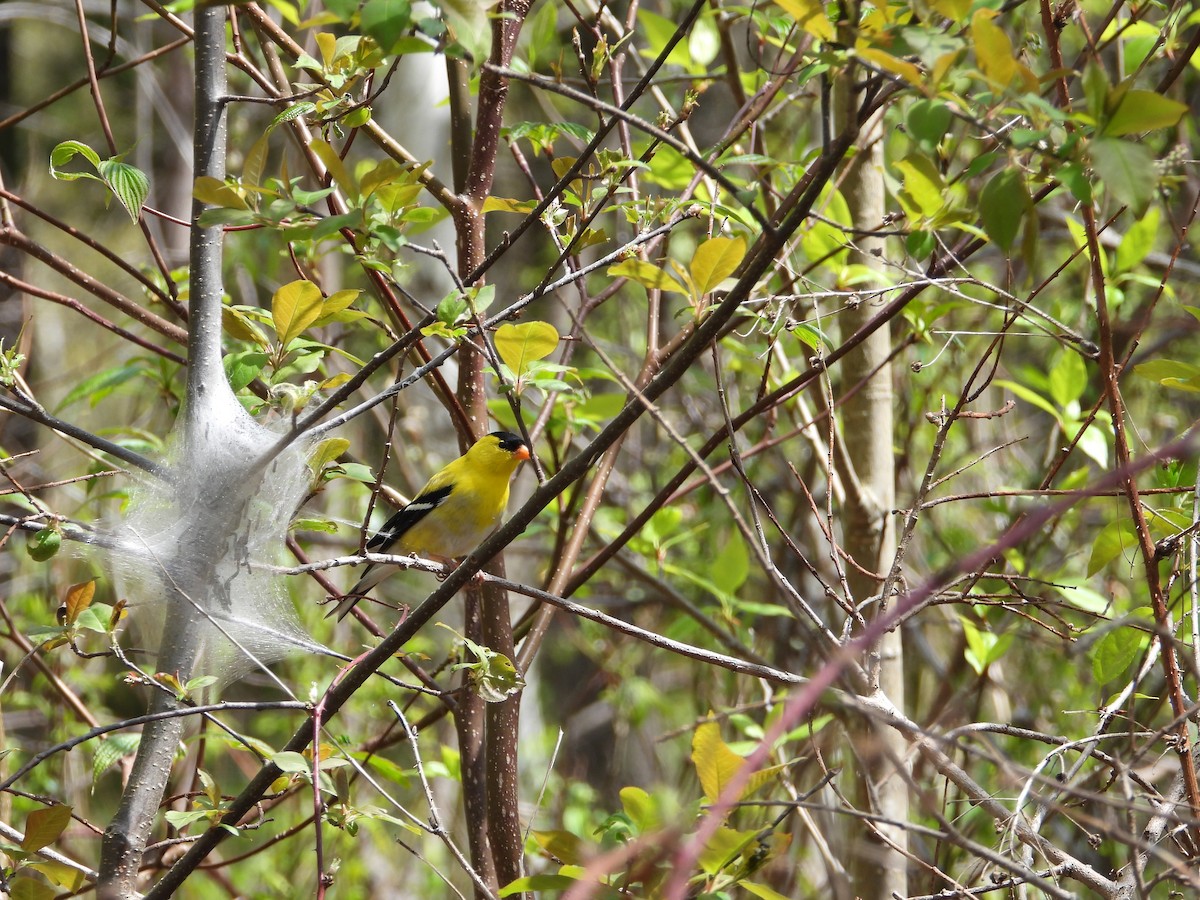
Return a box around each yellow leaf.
[698,825,757,875]
[21,805,73,853]
[311,139,357,199]
[315,32,337,68]
[271,280,325,347]
[27,862,86,892]
[858,47,924,89]
[494,321,560,377]
[971,9,1016,88]
[619,785,662,833]
[689,236,746,295]
[773,0,833,41]
[318,289,361,321]
[531,829,586,864]
[192,176,248,210]
[63,580,95,625]
[692,720,746,803]
[608,258,688,295]
[482,196,537,214]
[222,306,270,348]
[930,0,971,21]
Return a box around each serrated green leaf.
[271,280,325,347]
[92,733,141,789]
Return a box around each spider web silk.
[105,389,327,686]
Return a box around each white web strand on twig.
[102,388,328,685]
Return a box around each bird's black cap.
[490,431,528,453]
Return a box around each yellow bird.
[329,431,531,621]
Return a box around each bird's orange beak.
[514,445,532,462]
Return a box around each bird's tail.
[327,564,381,621]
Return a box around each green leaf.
[361,0,412,53]
[271,280,325,347]
[48,140,102,181]
[27,528,61,562]
[243,133,270,190]
[619,785,662,834]
[1103,89,1189,137]
[27,861,86,892]
[271,751,311,774]
[743,882,794,900]
[57,362,144,410]
[97,159,149,222]
[893,154,947,218]
[689,236,746,295]
[1114,206,1160,273]
[906,99,953,154]
[1048,351,1087,407]
[499,875,606,897]
[710,532,749,594]
[1089,138,1156,213]
[494,321,559,378]
[9,876,57,900]
[224,351,268,393]
[92,733,141,789]
[1092,624,1147,684]
[961,618,1013,674]
[1133,358,1200,392]
[608,258,688,295]
[979,168,1029,252]
[994,380,1061,420]
[1088,520,1137,576]
[21,805,73,852]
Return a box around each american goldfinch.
[329,431,531,621]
